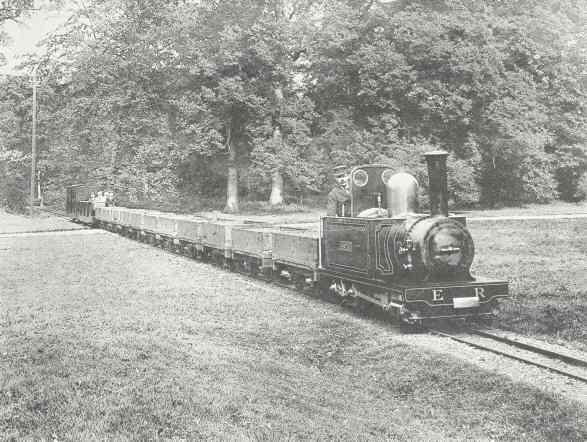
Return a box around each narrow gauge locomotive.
[66,151,508,326]
[320,151,508,324]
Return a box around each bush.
[556,168,587,202]
[0,168,29,213]
[573,173,587,202]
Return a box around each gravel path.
[391,332,587,405]
[0,211,86,234]
[0,229,103,238]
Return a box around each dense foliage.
[0,0,585,211]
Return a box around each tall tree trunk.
[269,87,285,205]
[225,127,239,213]
[269,169,284,205]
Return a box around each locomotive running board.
[318,269,508,310]
[319,269,405,310]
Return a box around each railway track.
[430,326,587,383]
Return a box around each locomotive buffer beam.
[319,269,508,322]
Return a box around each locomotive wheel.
[319,278,338,303]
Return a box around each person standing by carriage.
[327,165,351,217]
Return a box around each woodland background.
[0,0,585,213]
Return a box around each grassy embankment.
[469,217,586,349]
[1,224,585,440]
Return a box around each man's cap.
[333,165,347,178]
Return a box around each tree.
[3,0,584,212]
[170,0,318,211]
[308,0,586,205]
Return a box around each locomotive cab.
[323,152,474,282]
[349,164,418,218]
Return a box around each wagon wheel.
[248,259,260,277]
[239,257,250,274]
[188,245,197,259]
[261,267,273,282]
[293,274,306,292]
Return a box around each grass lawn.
[469,218,587,350]
[1,228,586,440]
[463,200,587,218]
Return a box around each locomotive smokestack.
[424,150,449,217]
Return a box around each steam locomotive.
[66,151,508,325]
[320,151,508,324]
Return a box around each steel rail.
[468,328,587,369]
[430,328,587,384]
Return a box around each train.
[66,151,508,326]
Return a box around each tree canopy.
[1,0,585,212]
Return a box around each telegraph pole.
[30,65,39,214]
